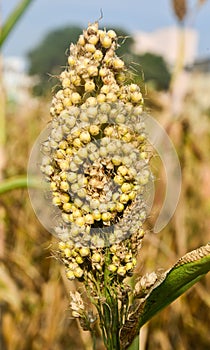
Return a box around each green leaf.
[0,0,34,47]
[127,335,139,350]
[138,244,210,327]
[121,243,210,349]
[0,175,41,194]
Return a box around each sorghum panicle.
[40,21,152,344]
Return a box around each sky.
[1,0,210,60]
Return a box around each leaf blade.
[0,0,34,47]
[121,243,210,349]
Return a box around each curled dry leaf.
[172,0,187,22]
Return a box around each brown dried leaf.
[172,0,187,21]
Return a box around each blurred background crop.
[0,0,210,349]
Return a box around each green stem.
[0,175,41,194]
[0,0,34,47]
[102,249,121,349]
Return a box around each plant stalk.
[0,0,34,47]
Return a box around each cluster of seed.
[58,228,144,281]
[41,101,150,248]
[41,22,151,281]
[50,21,143,116]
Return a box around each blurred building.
[133,26,198,67]
[3,56,35,104]
[191,57,210,73]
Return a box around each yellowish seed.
[97,93,106,103]
[117,266,126,276]
[126,262,133,271]
[71,92,81,104]
[59,140,68,150]
[50,182,57,191]
[56,89,64,99]
[130,92,143,103]
[78,34,85,46]
[73,209,82,218]
[112,58,124,69]
[79,247,90,257]
[118,165,128,176]
[104,126,114,136]
[77,188,86,198]
[62,77,71,88]
[55,149,65,159]
[76,256,84,264]
[85,96,97,106]
[52,196,61,206]
[93,50,103,61]
[124,253,132,263]
[88,35,99,45]
[92,253,101,263]
[111,156,121,166]
[108,264,118,273]
[58,241,66,250]
[73,138,82,148]
[59,160,69,171]
[116,203,124,212]
[89,125,100,136]
[114,175,124,185]
[60,181,69,192]
[63,202,72,213]
[132,257,137,266]
[110,244,118,253]
[87,65,98,76]
[92,210,101,221]
[85,80,95,92]
[85,43,96,53]
[112,255,120,264]
[65,240,74,249]
[99,67,108,77]
[140,152,147,159]
[120,194,130,204]
[66,270,75,280]
[75,217,85,227]
[60,193,70,203]
[106,92,117,102]
[68,56,76,66]
[128,191,136,200]
[73,76,81,86]
[85,214,94,224]
[138,229,145,238]
[63,97,72,107]
[107,30,117,39]
[60,172,67,181]
[66,148,73,155]
[101,35,112,48]
[55,102,63,114]
[74,267,83,278]
[98,29,106,38]
[101,85,110,94]
[108,203,116,212]
[79,130,91,143]
[121,182,132,193]
[102,212,112,222]
[64,248,71,258]
[122,132,132,142]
